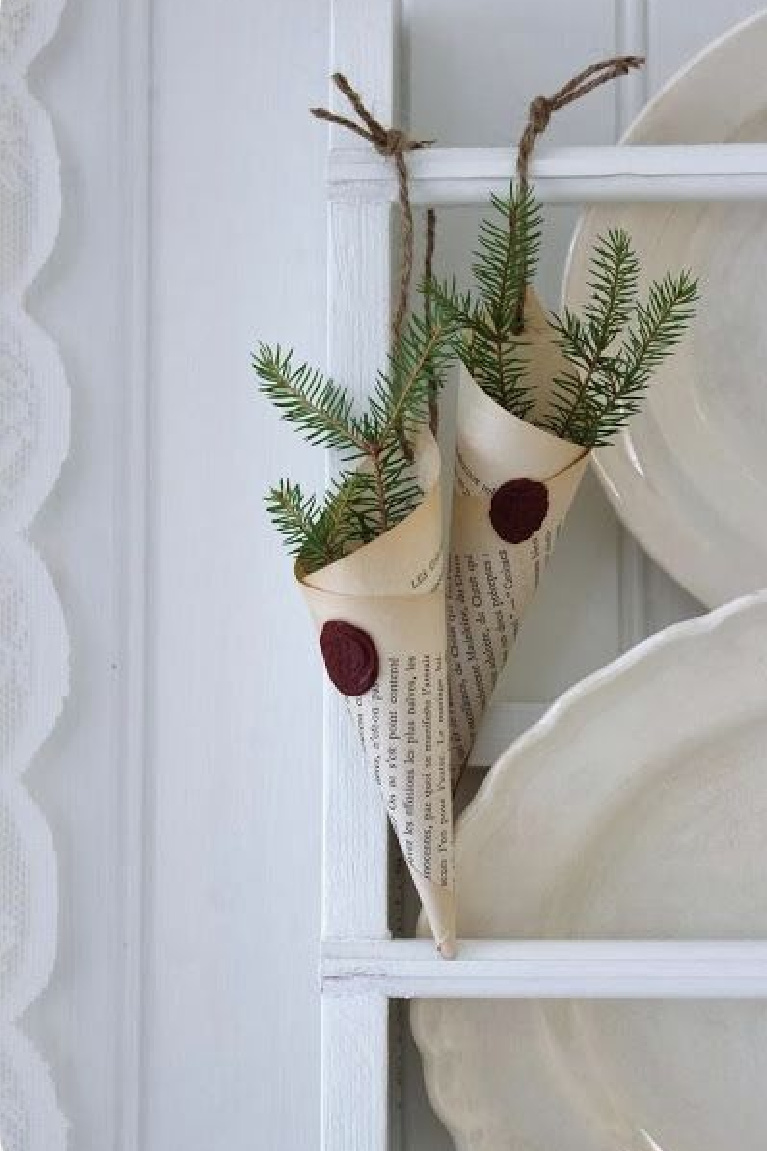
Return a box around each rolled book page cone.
[448,321,589,774]
[299,432,455,957]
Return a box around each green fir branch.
[474,187,542,336]
[423,183,542,418]
[367,311,456,447]
[253,344,368,459]
[582,229,640,349]
[593,270,698,446]
[264,480,327,570]
[256,306,455,573]
[425,275,533,416]
[544,236,698,447]
[430,187,696,444]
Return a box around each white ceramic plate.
[412,590,767,1151]
[563,12,767,608]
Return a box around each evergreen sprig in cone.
[429,182,697,789]
[429,183,699,448]
[256,307,454,572]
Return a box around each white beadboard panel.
[644,561,703,635]
[469,703,547,767]
[404,0,618,146]
[144,1,329,1150]
[500,470,625,702]
[615,0,649,130]
[613,0,651,657]
[647,2,764,94]
[616,0,706,646]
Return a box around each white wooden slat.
[323,2,399,1149]
[323,939,767,998]
[116,0,151,1146]
[616,453,648,649]
[323,203,393,943]
[322,997,389,1149]
[615,0,649,653]
[615,0,648,133]
[647,0,760,97]
[329,142,767,202]
[324,0,398,946]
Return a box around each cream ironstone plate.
[412,591,767,1151]
[563,11,767,608]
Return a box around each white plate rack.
[320,3,767,1147]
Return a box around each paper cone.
[447,349,589,773]
[300,433,455,956]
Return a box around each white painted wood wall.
[27,1,766,1149]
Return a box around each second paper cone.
[447,366,589,773]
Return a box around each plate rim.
[562,8,767,609]
[412,587,767,1149]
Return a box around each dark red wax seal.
[489,477,549,544]
[320,620,379,696]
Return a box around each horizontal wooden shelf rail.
[329,142,767,203]
[322,939,767,998]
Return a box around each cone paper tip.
[411,868,456,960]
[437,934,457,960]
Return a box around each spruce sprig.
[256,306,455,573]
[428,185,542,417]
[255,346,367,459]
[429,184,697,448]
[265,480,334,572]
[580,229,639,350]
[474,188,542,337]
[265,472,379,572]
[544,235,698,447]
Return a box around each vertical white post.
[615,0,649,650]
[322,996,390,1151]
[322,2,400,1149]
[118,2,152,1146]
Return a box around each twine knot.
[311,73,431,159]
[528,95,552,133]
[376,126,411,157]
[516,55,644,186]
[513,54,644,332]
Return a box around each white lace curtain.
[0,0,69,1147]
